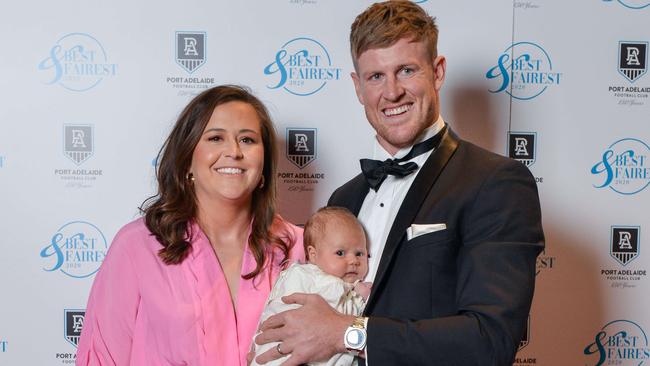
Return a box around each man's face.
[351,38,446,155]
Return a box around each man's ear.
[433,55,446,91]
[351,72,365,105]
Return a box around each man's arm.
[366,158,544,365]
[253,266,359,366]
[256,159,543,366]
[254,293,353,365]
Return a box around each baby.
[251,206,371,366]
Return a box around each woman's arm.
[76,228,142,366]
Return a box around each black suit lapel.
[327,174,369,216]
[366,128,460,311]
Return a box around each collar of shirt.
[371,115,446,161]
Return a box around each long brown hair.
[141,85,292,279]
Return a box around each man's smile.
[383,103,413,117]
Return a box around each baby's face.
[308,218,368,283]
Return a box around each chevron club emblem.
[63,124,93,165]
[611,226,640,266]
[618,41,648,83]
[64,309,85,348]
[286,128,316,169]
[176,31,206,74]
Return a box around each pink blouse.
[76,217,304,366]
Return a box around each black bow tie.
[360,126,446,191]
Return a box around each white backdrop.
[1,0,649,365]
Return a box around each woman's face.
[189,101,265,207]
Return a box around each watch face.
[345,328,365,348]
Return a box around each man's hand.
[254,293,354,365]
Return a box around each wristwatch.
[344,316,368,355]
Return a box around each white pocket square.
[406,223,447,241]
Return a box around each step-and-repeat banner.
[1,0,648,364]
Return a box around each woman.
[76,85,304,366]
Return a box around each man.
[255,1,544,365]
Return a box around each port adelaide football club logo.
[166,31,216,95]
[64,124,93,165]
[287,129,316,169]
[611,226,640,266]
[278,128,325,193]
[608,41,649,106]
[600,226,646,289]
[508,132,544,184]
[508,132,536,167]
[64,309,85,348]
[619,42,647,82]
[54,309,85,364]
[176,32,205,73]
[54,124,103,189]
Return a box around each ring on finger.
[276,343,288,356]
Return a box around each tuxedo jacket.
[328,127,544,366]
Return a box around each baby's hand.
[354,281,372,301]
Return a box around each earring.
[186,172,195,182]
[258,175,265,189]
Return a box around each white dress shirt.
[358,116,445,283]
[358,116,445,365]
